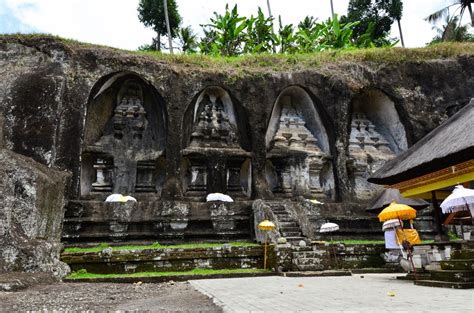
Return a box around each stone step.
[440,259,474,271]
[286,237,306,245]
[293,258,324,266]
[430,270,474,283]
[278,217,294,222]
[280,226,300,232]
[295,264,325,271]
[280,222,298,228]
[396,272,431,281]
[293,251,325,259]
[291,246,313,252]
[282,232,303,237]
[451,249,474,260]
[62,227,251,243]
[414,280,474,289]
[62,245,264,274]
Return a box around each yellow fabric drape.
[396,229,421,245]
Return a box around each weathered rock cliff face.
[1,36,472,202]
[0,36,473,254]
[0,113,70,276]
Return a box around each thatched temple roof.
[369,99,474,185]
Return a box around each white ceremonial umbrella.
[105,194,137,203]
[441,185,474,214]
[123,196,137,202]
[206,193,234,202]
[320,222,339,233]
[382,219,401,231]
[441,185,474,237]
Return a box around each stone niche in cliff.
[80,72,167,198]
[265,86,335,200]
[347,88,408,200]
[181,86,252,200]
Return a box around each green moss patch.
[330,240,386,245]
[67,268,266,279]
[63,242,260,254]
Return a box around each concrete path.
[190,274,474,312]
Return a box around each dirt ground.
[0,281,222,312]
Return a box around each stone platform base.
[62,200,253,243]
[61,244,264,274]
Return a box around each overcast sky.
[1,0,473,51]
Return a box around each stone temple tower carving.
[348,112,396,200]
[81,78,166,197]
[266,89,334,200]
[182,87,251,200]
[347,89,408,201]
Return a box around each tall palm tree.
[392,0,405,48]
[330,0,335,19]
[266,0,276,52]
[179,26,198,53]
[163,0,174,53]
[426,0,473,27]
[431,15,474,42]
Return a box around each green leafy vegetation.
[447,230,462,241]
[67,268,266,279]
[137,2,405,55]
[342,0,403,47]
[138,0,182,51]
[425,0,474,27]
[429,15,474,45]
[63,241,260,254]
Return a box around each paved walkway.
[190,274,474,312]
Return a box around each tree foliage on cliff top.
[1,34,473,72]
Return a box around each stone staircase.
[414,242,474,289]
[270,204,306,245]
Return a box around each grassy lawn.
[64,242,260,254]
[67,268,267,280]
[2,34,473,72]
[316,239,435,245]
[330,240,385,245]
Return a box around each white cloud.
[2,0,473,50]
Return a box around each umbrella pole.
[393,226,404,256]
[431,191,444,239]
[331,235,337,268]
[264,233,268,271]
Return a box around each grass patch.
[318,239,435,245]
[329,240,386,245]
[63,242,260,254]
[1,34,473,73]
[67,268,266,280]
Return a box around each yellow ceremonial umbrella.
[378,202,419,279]
[378,201,416,222]
[258,220,276,271]
[259,219,276,231]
